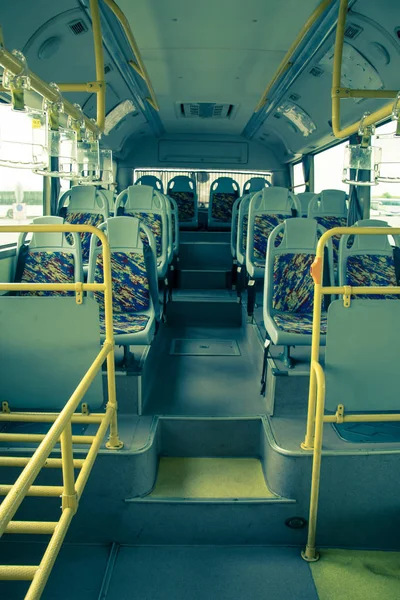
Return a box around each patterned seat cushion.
[273,313,327,335]
[272,253,316,313]
[253,214,289,262]
[211,192,239,223]
[94,252,150,313]
[241,214,249,254]
[21,251,75,296]
[64,211,105,263]
[99,312,150,335]
[346,254,398,299]
[169,191,195,222]
[315,216,347,263]
[126,211,162,257]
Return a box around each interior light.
[104,99,136,135]
[0,103,48,169]
[275,101,316,137]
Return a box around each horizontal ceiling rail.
[331,0,399,138]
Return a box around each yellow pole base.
[301,547,320,562]
[106,437,124,450]
[300,441,314,451]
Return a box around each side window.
[371,121,400,227]
[293,162,306,193]
[313,141,349,195]
[0,164,43,247]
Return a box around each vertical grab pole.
[60,422,78,513]
[301,238,325,450]
[302,361,326,562]
[101,233,123,450]
[89,0,106,132]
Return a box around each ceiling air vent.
[289,93,301,102]
[344,23,363,40]
[68,19,88,36]
[309,65,324,77]
[273,113,282,119]
[180,103,234,119]
[104,64,113,75]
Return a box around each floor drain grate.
[170,339,240,356]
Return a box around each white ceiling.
[118,0,323,134]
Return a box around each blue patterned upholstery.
[94,252,150,313]
[254,214,288,260]
[346,254,398,299]
[169,191,195,222]
[99,312,150,335]
[64,212,105,262]
[211,192,239,223]
[125,211,162,257]
[21,252,75,296]
[241,214,249,254]
[274,313,327,335]
[272,253,316,312]
[315,216,347,263]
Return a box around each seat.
[246,187,301,279]
[135,175,164,192]
[15,216,83,294]
[263,218,334,366]
[339,219,400,298]
[167,195,180,256]
[208,176,240,229]
[114,185,170,280]
[243,177,270,194]
[58,185,109,266]
[308,189,348,268]
[167,175,198,229]
[296,192,316,217]
[87,216,159,352]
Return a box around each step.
[178,269,231,289]
[178,241,232,270]
[166,296,242,326]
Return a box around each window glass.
[133,169,272,208]
[371,121,400,227]
[314,141,349,195]
[293,162,306,193]
[0,165,43,246]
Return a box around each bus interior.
[0,0,400,598]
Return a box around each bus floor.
[1,542,399,600]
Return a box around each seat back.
[0,296,103,410]
[264,218,334,317]
[243,177,270,194]
[88,216,159,320]
[246,187,301,278]
[325,299,400,413]
[135,175,164,192]
[230,195,244,258]
[16,216,83,295]
[308,189,348,268]
[167,175,198,227]
[166,194,180,256]
[58,185,109,263]
[297,192,316,217]
[114,185,169,271]
[339,219,399,299]
[208,176,240,228]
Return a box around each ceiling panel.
[117,0,323,134]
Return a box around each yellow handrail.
[0,224,123,598]
[331,0,398,138]
[254,0,334,113]
[301,227,400,562]
[103,0,160,111]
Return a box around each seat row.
[260,217,400,369]
[230,187,348,317]
[136,174,270,229]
